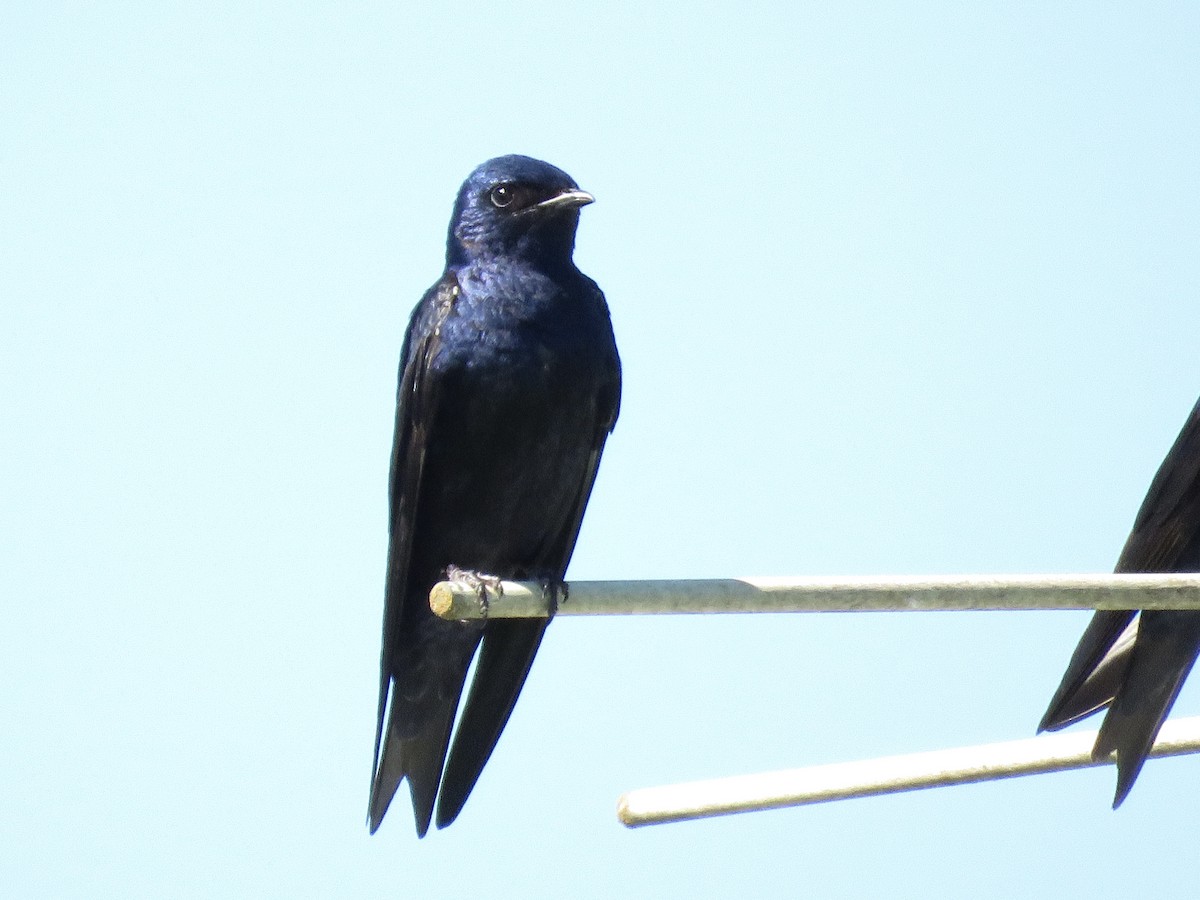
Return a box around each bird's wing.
[1114,396,1200,575]
[1041,399,1200,734]
[1039,610,1137,732]
[1040,398,1200,808]
[368,275,460,836]
[1088,398,1200,804]
[435,338,622,829]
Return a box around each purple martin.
[368,156,621,836]
[1040,396,1200,806]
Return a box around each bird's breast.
[417,331,606,573]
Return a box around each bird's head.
[446,155,594,268]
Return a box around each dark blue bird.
[368,156,621,835]
[1040,396,1200,806]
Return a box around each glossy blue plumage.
[368,156,621,835]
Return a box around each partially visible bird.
[368,155,621,836]
[1039,396,1200,806]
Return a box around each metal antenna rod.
[617,716,1200,827]
[430,573,1200,619]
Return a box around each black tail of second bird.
[1091,612,1200,807]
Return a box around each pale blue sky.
[3,3,1200,897]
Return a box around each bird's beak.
[536,189,595,212]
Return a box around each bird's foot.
[538,577,568,616]
[445,566,503,619]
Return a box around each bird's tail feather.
[368,672,467,837]
[1093,614,1200,807]
[435,619,549,829]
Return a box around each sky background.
[3,2,1200,897]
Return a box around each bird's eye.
[489,185,516,208]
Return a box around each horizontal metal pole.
[617,715,1200,827]
[429,574,1200,620]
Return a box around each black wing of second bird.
[1040,396,1200,805]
